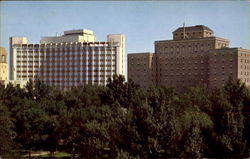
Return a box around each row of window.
[240,65,250,70]
[16,49,117,54]
[240,59,250,63]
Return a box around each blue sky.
[1,1,250,77]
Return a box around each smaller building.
[0,47,8,81]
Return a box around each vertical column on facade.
[14,47,17,80]
[44,44,47,85]
[91,44,95,85]
[97,42,100,85]
[22,46,25,80]
[61,44,64,89]
[36,45,38,80]
[18,47,22,80]
[63,43,66,89]
[59,44,63,90]
[63,44,65,89]
[47,44,50,85]
[66,43,72,89]
[55,44,58,87]
[79,43,82,85]
[49,44,53,86]
[52,44,55,86]
[39,45,42,81]
[44,44,47,84]
[86,43,89,84]
[73,43,75,87]
[82,44,87,85]
[21,46,24,80]
[66,43,68,89]
[74,43,78,87]
[42,44,45,82]
[59,44,61,87]
[69,43,72,89]
[104,44,107,85]
[31,45,34,81]
[90,44,93,85]
[114,46,117,76]
[26,46,28,81]
[110,43,113,80]
[41,45,43,81]
[115,46,118,75]
[71,42,75,86]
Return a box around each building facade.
[128,25,250,92]
[10,29,125,90]
[127,52,154,89]
[0,47,8,82]
[208,47,250,88]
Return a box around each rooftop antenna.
[183,22,185,39]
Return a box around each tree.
[0,102,16,155]
[174,87,213,158]
[208,78,247,157]
[242,87,250,156]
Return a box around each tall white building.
[10,29,125,90]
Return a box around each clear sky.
[1,1,250,77]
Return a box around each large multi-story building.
[0,47,8,82]
[10,29,125,90]
[128,25,250,92]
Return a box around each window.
[1,55,5,63]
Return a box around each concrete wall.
[107,34,125,77]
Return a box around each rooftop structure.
[173,25,214,40]
[40,29,96,44]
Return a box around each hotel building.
[128,25,250,92]
[10,29,125,90]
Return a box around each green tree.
[208,79,247,157]
[242,87,250,155]
[173,87,213,158]
[0,102,16,155]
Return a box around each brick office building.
[128,25,250,92]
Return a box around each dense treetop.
[0,75,249,158]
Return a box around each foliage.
[0,76,249,158]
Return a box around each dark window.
[1,55,5,63]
